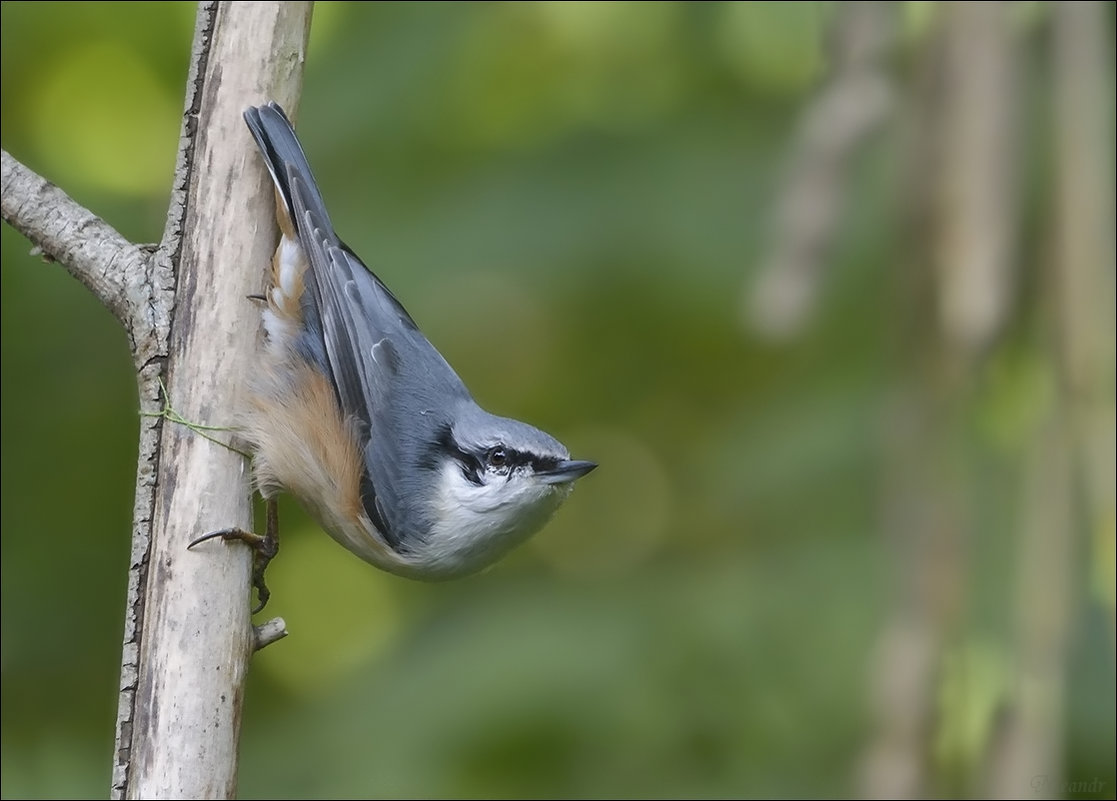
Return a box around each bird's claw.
[189,499,280,614]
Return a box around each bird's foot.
[189,499,280,614]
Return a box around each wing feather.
[246,103,471,550]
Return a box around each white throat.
[418,461,571,575]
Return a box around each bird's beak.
[537,459,598,485]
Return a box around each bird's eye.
[488,447,508,468]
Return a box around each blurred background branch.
[987,3,1117,798]
[746,1,895,339]
[861,3,1019,797]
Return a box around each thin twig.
[254,617,290,651]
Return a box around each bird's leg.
[188,498,280,614]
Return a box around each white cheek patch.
[419,462,566,575]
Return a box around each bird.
[191,102,595,611]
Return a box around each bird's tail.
[243,102,335,243]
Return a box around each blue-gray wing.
[286,170,470,550]
[245,103,469,549]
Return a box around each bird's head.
[416,406,596,575]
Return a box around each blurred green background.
[2,2,1114,798]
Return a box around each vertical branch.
[115,2,313,799]
[3,5,313,796]
[987,422,1074,799]
[110,4,215,794]
[988,2,1115,796]
[1048,1,1116,628]
[860,3,1020,797]
[931,2,1018,354]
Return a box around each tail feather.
[243,102,336,243]
[245,102,333,369]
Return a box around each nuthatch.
[191,103,595,610]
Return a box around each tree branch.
[254,617,290,651]
[0,149,148,330]
[746,1,895,340]
[1,1,312,798]
[119,3,313,798]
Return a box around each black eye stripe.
[423,424,484,485]
[423,425,563,482]
[461,461,483,485]
[532,455,561,473]
[494,448,533,469]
